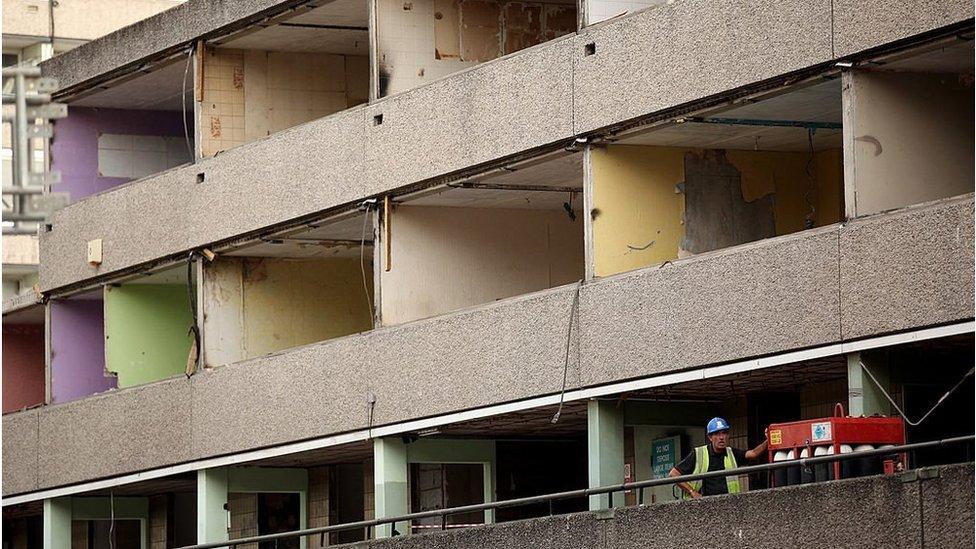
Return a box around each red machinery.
[767,403,906,487]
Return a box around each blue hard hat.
[706,417,731,434]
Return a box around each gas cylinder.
[785,450,801,486]
[799,448,815,484]
[772,451,790,487]
[813,446,832,482]
[828,445,854,479]
[852,444,877,477]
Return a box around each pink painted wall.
[2,324,46,414]
[50,298,116,403]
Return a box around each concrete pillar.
[43,497,71,549]
[198,467,229,544]
[847,353,891,416]
[373,437,409,538]
[587,399,625,510]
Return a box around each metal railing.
[177,434,974,549]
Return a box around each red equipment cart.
[767,403,906,487]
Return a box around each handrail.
[176,434,974,549]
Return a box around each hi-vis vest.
[684,445,741,498]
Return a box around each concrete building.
[1,0,974,546]
[2,0,186,301]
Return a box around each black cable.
[186,252,201,376]
[181,44,195,162]
[551,280,582,424]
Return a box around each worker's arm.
[744,438,769,461]
[668,467,700,499]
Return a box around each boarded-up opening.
[104,267,193,388]
[201,0,370,157]
[844,39,974,216]
[382,152,584,324]
[410,463,485,531]
[203,213,375,367]
[377,0,576,96]
[2,305,46,413]
[593,79,844,277]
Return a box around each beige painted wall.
[592,144,843,277]
[3,0,183,41]
[203,257,373,366]
[376,0,575,96]
[846,70,974,216]
[202,48,368,157]
[381,205,583,325]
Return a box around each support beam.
[847,353,891,417]
[43,497,71,549]
[587,399,625,510]
[197,467,229,544]
[373,437,409,538]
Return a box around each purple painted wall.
[50,298,116,403]
[51,107,188,201]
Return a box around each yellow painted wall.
[593,144,843,277]
[591,146,687,277]
[202,257,373,366]
[381,205,583,325]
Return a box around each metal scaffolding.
[1,65,68,235]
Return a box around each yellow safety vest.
[684,445,741,499]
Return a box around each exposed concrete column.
[43,497,71,549]
[847,353,891,416]
[198,467,229,544]
[587,399,625,510]
[374,437,409,538]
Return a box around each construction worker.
[668,417,768,499]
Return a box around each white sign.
[811,422,832,442]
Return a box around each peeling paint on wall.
[592,145,843,277]
[203,257,374,367]
[680,149,776,255]
[379,0,576,95]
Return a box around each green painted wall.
[105,284,192,388]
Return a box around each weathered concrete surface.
[572,0,832,134]
[8,198,972,495]
[39,107,367,292]
[191,285,578,458]
[36,377,193,489]
[40,0,300,93]
[346,464,970,549]
[920,464,976,548]
[580,226,841,385]
[840,194,975,341]
[832,0,974,58]
[38,1,971,293]
[365,36,575,191]
[1,410,39,495]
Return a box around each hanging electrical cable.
[360,202,376,328]
[109,490,116,549]
[803,127,817,230]
[181,44,195,162]
[186,251,201,377]
[860,361,974,426]
[551,280,583,424]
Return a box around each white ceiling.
[226,213,371,258]
[406,152,584,210]
[70,58,191,111]
[218,0,368,55]
[620,78,843,151]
